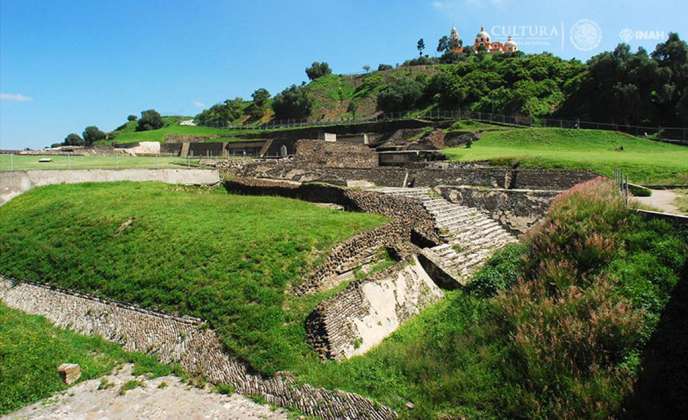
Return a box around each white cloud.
[192,100,205,109]
[0,92,32,102]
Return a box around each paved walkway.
[635,189,683,215]
[7,364,286,420]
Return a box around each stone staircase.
[370,187,517,286]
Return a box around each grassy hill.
[0,182,386,375]
[0,303,176,415]
[444,128,688,185]
[105,117,256,144]
[2,180,685,417]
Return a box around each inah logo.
[570,19,602,51]
[619,28,634,43]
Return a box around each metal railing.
[613,169,630,207]
[200,109,688,144]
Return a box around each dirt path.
[6,364,287,420]
[634,189,682,214]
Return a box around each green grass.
[291,184,687,418]
[0,154,198,171]
[108,118,254,143]
[0,302,178,415]
[0,182,386,375]
[443,128,688,185]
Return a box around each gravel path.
[635,189,682,214]
[6,364,287,420]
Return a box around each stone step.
[439,217,497,233]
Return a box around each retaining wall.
[437,185,560,234]
[306,256,443,360]
[0,277,395,419]
[235,161,596,191]
[0,169,220,206]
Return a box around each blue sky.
[1,0,685,149]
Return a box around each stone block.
[58,363,81,384]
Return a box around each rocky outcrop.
[0,277,396,419]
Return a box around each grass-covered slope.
[295,180,687,418]
[0,303,177,415]
[0,182,386,374]
[443,128,688,185]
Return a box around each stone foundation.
[0,277,395,419]
[306,256,443,360]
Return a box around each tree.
[195,99,244,127]
[136,109,164,131]
[127,114,137,122]
[64,133,84,146]
[248,88,271,118]
[305,61,332,80]
[272,84,312,119]
[437,36,450,54]
[363,65,371,73]
[377,77,425,112]
[82,126,106,146]
[417,38,425,57]
[378,64,393,71]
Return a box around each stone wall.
[0,169,220,206]
[234,161,597,191]
[306,256,443,360]
[437,185,560,234]
[224,177,439,294]
[0,277,396,419]
[294,139,379,169]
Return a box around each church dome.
[475,26,491,44]
[504,35,518,51]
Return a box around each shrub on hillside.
[467,243,527,297]
[63,133,84,146]
[127,114,137,122]
[247,88,271,119]
[377,77,425,112]
[377,64,393,71]
[488,178,687,418]
[82,126,106,146]
[305,61,332,80]
[136,109,164,131]
[272,85,312,120]
[195,99,244,127]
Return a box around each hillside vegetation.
[0,183,386,374]
[297,179,688,418]
[443,128,688,185]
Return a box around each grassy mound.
[0,303,176,415]
[443,128,688,185]
[294,179,687,418]
[0,182,386,374]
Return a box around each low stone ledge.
[0,276,396,419]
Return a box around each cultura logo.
[570,19,602,51]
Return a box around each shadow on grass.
[622,261,688,418]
